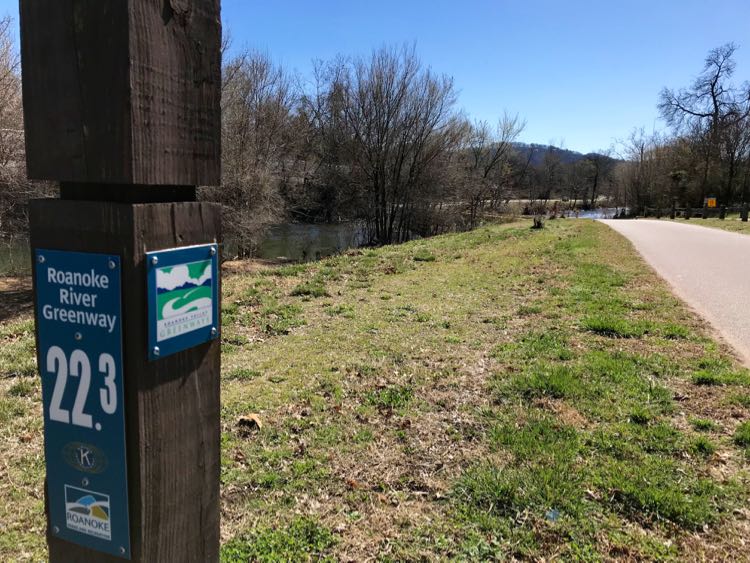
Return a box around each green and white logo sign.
[156,260,213,342]
[147,244,219,360]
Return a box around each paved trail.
[600,219,750,365]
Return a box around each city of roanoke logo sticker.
[155,260,213,342]
[65,485,111,540]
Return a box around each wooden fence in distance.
[641,204,749,222]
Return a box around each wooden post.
[20,2,222,561]
[742,204,749,222]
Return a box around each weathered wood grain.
[30,200,221,562]
[129,0,222,186]
[20,1,130,183]
[20,0,221,186]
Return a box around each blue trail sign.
[146,243,219,360]
[35,249,131,559]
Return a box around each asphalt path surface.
[600,219,750,365]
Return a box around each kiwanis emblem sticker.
[65,485,112,540]
[155,259,213,342]
[62,442,108,474]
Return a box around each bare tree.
[583,150,615,208]
[659,43,750,204]
[0,15,53,248]
[462,114,524,228]
[294,57,359,222]
[614,129,693,213]
[538,146,562,203]
[336,46,466,243]
[564,159,589,208]
[201,50,297,257]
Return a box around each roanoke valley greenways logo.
[155,260,213,342]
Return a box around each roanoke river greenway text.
[41,267,118,333]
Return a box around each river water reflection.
[1,211,629,275]
[256,222,367,261]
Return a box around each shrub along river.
[1,211,626,275]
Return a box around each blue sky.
[2,0,748,154]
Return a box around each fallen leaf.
[345,478,367,490]
[237,414,263,435]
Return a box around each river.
[1,223,367,276]
[254,222,367,261]
[1,212,627,275]
[562,207,626,219]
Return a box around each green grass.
[595,457,723,529]
[324,304,355,318]
[691,436,717,457]
[220,517,335,562]
[268,263,307,277]
[692,371,721,386]
[7,378,36,398]
[290,277,329,298]
[225,368,261,381]
[734,421,750,450]
[260,301,305,335]
[690,418,719,432]
[412,249,436,262]
[581,314,649,338]
[365,385,413,411]
[667,216,750,235]
[3,219,750,561]
[0,318,36,378]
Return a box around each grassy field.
[2,219,750,561]
[667,216,750,235]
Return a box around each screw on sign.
[21,1,223,561]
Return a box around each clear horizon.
[1,0,748,154]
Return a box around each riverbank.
[1,220,749,560]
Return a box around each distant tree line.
[612,43,750,213]
[203,44,533,254]
[202,44,622,254]
[0,22,621,257]
[6,27,744,257]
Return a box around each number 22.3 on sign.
[46,347,117,431]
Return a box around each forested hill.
[512,143,594,166]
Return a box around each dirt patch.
[0,276,33,323]
[222,258,290,275]
[677,516,750,561]
[534,397,590,428]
